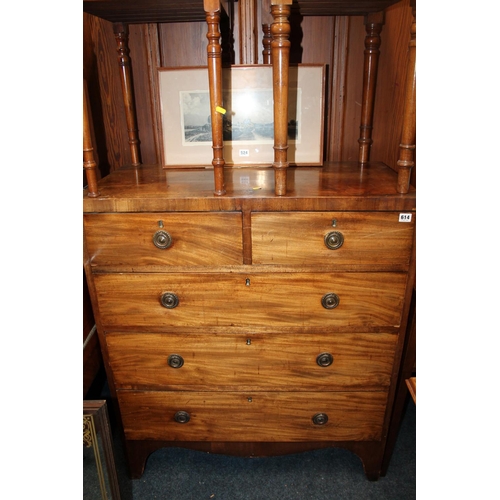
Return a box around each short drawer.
[251,212,415,268]
[107,332,397,390]
[118,390,387,442]
[94,272,407,330]
[84,212,243,269]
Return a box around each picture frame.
[158,64,325,168]
[83,400,121,500]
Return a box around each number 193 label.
[399,213,412,222]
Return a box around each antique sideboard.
[83,0,416,481]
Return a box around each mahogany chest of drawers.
[83,162,416,480]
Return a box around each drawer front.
[94,272,407,329]
[84,212,243,268]
[251,212,414,267]
[118,390,387,442]
[107,332,397,390]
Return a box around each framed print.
[158,64,325,167]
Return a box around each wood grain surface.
[118,390,388,441]
[106,331,397,390]
[94,271,407,329]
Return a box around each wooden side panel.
[94,272,407,329]
[118,390,388,441]
[86,14,131,172]
[107,332,397,390]
[84,212,243,269]
[252,211,414,267]
[159,22,209,67]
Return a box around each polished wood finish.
[396,3,416,193]
[358,11,384,164]
[118,390,388,441]
[113,22,141,166]
[83,162,415,213]
[83,81,100,197]
[251,211,414,268]
[271,0,292,195]
[93,271,407,330]
[83,0,416,482]
[205,1,226,195]
[84,1,415,183]
[84,212,243,270]
[107,332,397,390]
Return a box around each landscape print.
[180,88,299,145]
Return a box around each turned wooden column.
[397,3,416,194]
[83,82,99,198]
[358,12,384,164]
[270,0,292,196]
[113,22,141,167]
[262,0,272,64]
[205,0,226,196]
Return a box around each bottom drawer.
[118,390,387,442]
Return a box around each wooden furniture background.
[83,0,415,182]
[83,0,416,481]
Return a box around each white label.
[399,213,412,222]
[240,176,250,185]
[239,149,250,157]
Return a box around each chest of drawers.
[83,163,415,480]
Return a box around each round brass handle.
[316,352,334,367]
[167,354,184,368]
[153,230,172,249]
[161,292,179,309]
[312,413,329,426]
[324,231,344,250]
[321,293,339,309]
[174,411,190,424]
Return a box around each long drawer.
[106,332,397,390]
[118,390,388,442]
[94,272,407,329]
[252,211,414,268]
[84,212,243,269]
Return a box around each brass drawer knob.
[321,293,339,309]
[153,230,172,249]
[174,411,190,424]
[316,352,334,367]
[324,231,344,250]
[161,292,179,309]
[167,354,184,368]
[312,413,329,426]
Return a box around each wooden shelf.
[83,0,229,23]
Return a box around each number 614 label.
[399,213,412,222]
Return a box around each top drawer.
[251,212,414,268]
[84,212,243,269]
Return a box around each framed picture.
[158,64,325,167]
[83,400,121,500]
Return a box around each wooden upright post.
[270,0,292,196]
[358,11,384,164]
[113,22,141,167]
[83,81,99,198]
[205,0,226,196]
[397,3,416,194]
[262,0,272,64]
